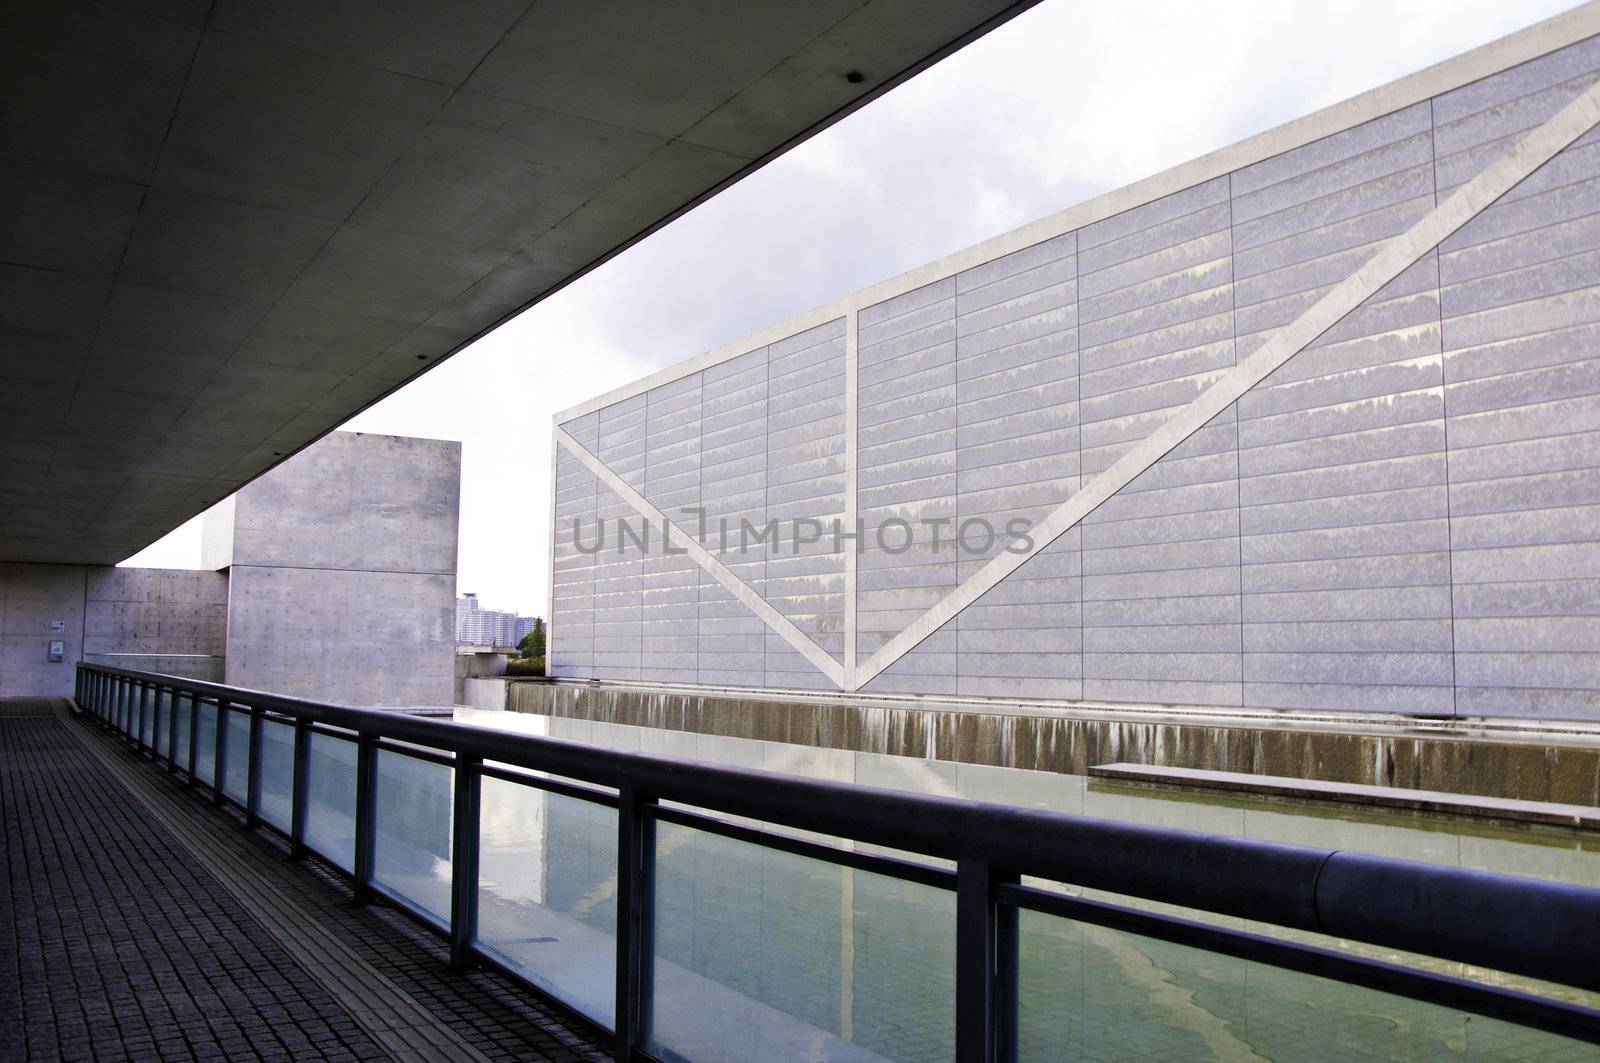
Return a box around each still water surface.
[349,708,1600,1062]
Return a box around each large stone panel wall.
[218,431,460,707]
[85,567,228,658]
[551,25,1600,721]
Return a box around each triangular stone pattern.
[551,38,1600,720]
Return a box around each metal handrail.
[74,662,1600,1059]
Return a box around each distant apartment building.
[456,593,539,648]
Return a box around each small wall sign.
[48,619,65,634]
[47,641,65,663]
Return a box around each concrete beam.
[0,0,1035,565]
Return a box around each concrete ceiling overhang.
[1,0,1034,565]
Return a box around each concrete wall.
[84,568,228,658]
[462,675,510,710]
[455,648,507,704]
[551,26,1600,722]
[218,431,460,707]
[0,563,86,697]
[1,563,226,697]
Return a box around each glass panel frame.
[257,718,296,831]
[221,707,251,804]
[152,689,167,757]
[646,817,956,1063]
[372,748,454,926]
[476,775,619,1028]
[305,730,359,872]
[139,686,155,747]
[194,701,219,787]
[173,695,192,770]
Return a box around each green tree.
[516,618,546,659]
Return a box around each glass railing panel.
[152,689,168,757]
[194,702,218,787]
[305,732,358,872]
[476,776,618,1027]
[373,749,453,925]
[1013,906,1591,1060]
[221,708,251,804]
[257,718,295,831]
[173,695,192,769]
[646,821,956,1063]
[139,688,155,747]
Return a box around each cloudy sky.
[124,0,1579,616]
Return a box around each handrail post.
[290,719,312,859]
[186,692,201,787]
[995,876,1019,1063]
[957,858,1008,1063]
[212,701,228,806]
[353,732,378,904]
[614,786,656,1062]
[245,706,263,828]
[449,753,482,971]
[166,687,181,773]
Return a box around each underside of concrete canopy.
[0,0,1034,564]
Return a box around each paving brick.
[1,699,608,1062]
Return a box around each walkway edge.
[57,700,493,1063]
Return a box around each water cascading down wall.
[548,11,1600,722]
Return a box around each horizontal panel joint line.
[555,427,846,687]
[854,76,1600,688]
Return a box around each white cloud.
[126,0,1582,617]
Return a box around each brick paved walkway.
[1,698,609,1063]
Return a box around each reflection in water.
[457,709,1600,886]
[409,709,1600,1062]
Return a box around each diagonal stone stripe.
[554,426,848,687]
[851,74,1600,692]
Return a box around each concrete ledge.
[525,677,1600,748]
[1089,763,1600,831]
[508,679,1600,807]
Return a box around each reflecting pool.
[365,708,1600,1061]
